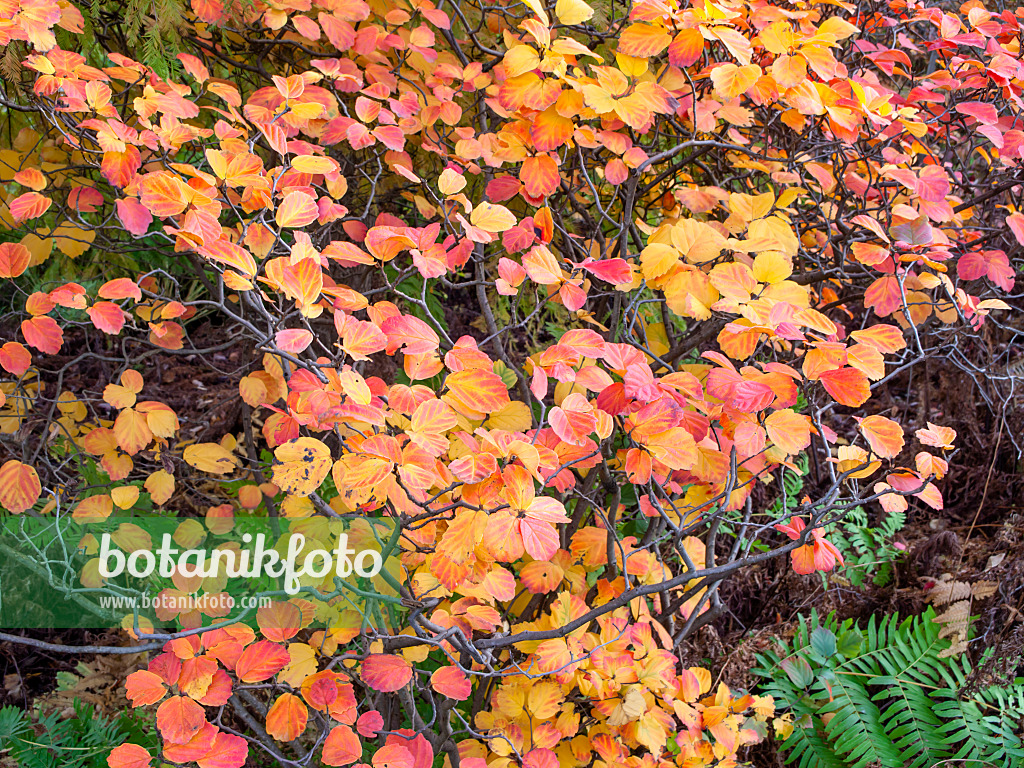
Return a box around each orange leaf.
[710,63,761,99]
[235,640,290,682]
[265,693,309,742]
[915,422,956,450]
[99,277,143,302]
[107,743,152,768]
[618,23,671,57]
[197,731,248,768]
[139,174,188,217]
[819,367,870,407]
[87,301,127,334]
[430,666,471,700]
[0,460,41,514]
[361,654,413,692]
[858,414,904,458]
[531,107,574,151]
[125,669,166,706]
[373,745,414,768]
[156,695,206,745]
[302,670,341,711]
[764,409,810,455]
[380,315,440,356]
[114,408,153,455]
[21,315,63,354]
[849,324,906,353]
[276,191,319,228]
[339,317,388,361]
[9,191,52,223]
[549,392,597,446]
[257,600,303,642]
[520,155,560,199]
[322,725,361,766]
[668,28,704,67]
[444,369,511,415]
[0,242,31,278]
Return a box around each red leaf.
[429,666,471,700]
[234,640,290,682]
[668,28,704,66]
[361,654,413,692]
[116,198,153,236]
[580,257,631,284]
[275,328,314,353]
[197,731,248,768]
[87,301,127,334]
[356,710,384,737]
[0,342,32,375]
[820,367,870,407]
[955,101,998,125]
[21,316,63,354]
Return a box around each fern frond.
[754,609,1024,768]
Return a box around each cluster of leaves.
[0,0,1021,764]
[752,608,1024,768]
[766,462,906,588]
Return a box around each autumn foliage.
[0,0,1020,763]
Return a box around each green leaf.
[781,656,815,688]
[811,627,838,658]
[837,629,863,658]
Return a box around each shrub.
[0,0,1019,765]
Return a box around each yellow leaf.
[278,643,318,687]
[52,223,96,258]
[640,243,679,280]
[555,0,593,25]
[272,437,332,496]
[710,63,761,100]
[485,400,533,431]
[470,202,516,233]
[110,485,140,509]
[503,45,541,78]
[752,251,792,284]
[183,442,240,474]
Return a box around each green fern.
[0,700,157,768]
[828,506,906,588]
[753,608,1024,768]
[767,457,808,519]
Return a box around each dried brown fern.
[925,576,998,658]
